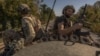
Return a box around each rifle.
[76,4,87,24]
[74,4,88,35]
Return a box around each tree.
[40,4,56,24]
[0,0,39,31]
[75,1,100,33]
[0,0,55,31]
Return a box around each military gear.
[42,16,72,41]
[2,29,25,56]
[18,4,30,14]
[21,16,38,45]
[62,5,75,14]
[52,16,76,45]
[53,16,71,34]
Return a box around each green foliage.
[0,0,39,31]
[40,4,56,24]
[0,0,56,31]
[90,23,100,33]
[74,1,100,34]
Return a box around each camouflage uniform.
[2,29,25,51]
[21,15,37,45]
[18,4,40,45]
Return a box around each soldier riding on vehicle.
[18,4,41,46]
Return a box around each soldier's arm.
[34,19,41,32]
[58,22,83,35]
[22,18,33,37]
[58,22,74,35]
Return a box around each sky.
[42,0,98,16]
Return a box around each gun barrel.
[81,4,87,17]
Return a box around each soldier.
[53,5,82,38]
[18,4,41,46]
[53,5,94,45]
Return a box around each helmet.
[18,4,31,14]
[62,5,75,14]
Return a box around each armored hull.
[14,41,100,56]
